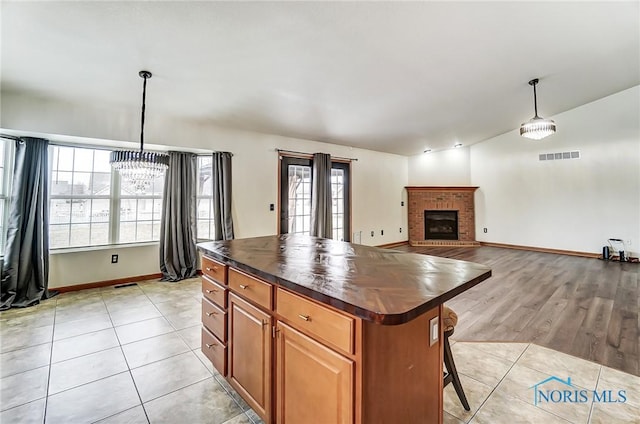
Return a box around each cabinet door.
[276,321,354,424]
[228,293,272,422]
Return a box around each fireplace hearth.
[424,210,458,240]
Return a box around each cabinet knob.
[205,311,217,317]
[205,343,216,348]
[298,314,310,321]
[239,284,248,290]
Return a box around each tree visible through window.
[279,156,350,241]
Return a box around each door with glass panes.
[279,157,350,241]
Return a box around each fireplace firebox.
[424,210,458,240]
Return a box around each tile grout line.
[458,342,533,423]
[41,295,60,424]
[586,366,602,424]
[101,288,152,424]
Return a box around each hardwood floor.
[393,245,640,376]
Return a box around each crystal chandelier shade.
[110,71,169,192]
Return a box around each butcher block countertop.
[197,234,491,325]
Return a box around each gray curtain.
[159,152,198,281]
[1,138,52,310]
[212,152,234,240]
[310,153,333,238]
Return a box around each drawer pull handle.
[204,289,217,294]
[298,314,310,321]
[239,284,248,290]
[205,312,217,317]
[206,266,218,272]
[205,343,217,349]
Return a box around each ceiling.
[2,1,638,156]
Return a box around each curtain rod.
[0,134,23,142]
[276,148,358,162]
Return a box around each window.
[49,145,164,249]
[0,139,14,255]
[279,156,350,241]
[196,155,215,240]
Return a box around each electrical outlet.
[111,254,118,264]
[269,203,274,211]
[429,316,439,346]
[401,201,404,206]
[483,228,488,233]
[370,231,374,237]
[381,230,384,236]
[399,227,402,233]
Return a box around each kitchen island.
[197,235,491,424]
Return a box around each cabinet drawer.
[276,288,355,355]
[229,268,273,310]
[202,276,227,309]
[202,327,227,376]
[202,298,227,342]
[202,256,227,285]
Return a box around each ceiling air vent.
[538,151,580,161]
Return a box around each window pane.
[73,148,93,172]
[152,199,163,220]
[72,172,91,195]
[91,223,109,245]
[94,150,112,172]
[120,199,137,221]
[53,147,74,171]
[198,156,213,196]
[69,223,91,247]
[197,220,211,240]
[91,199,110,223]
[51,171,73,195]
[70,200,90,223]
[136,221,154,241]
[50,224,70,248]
[136,199,154,221]
[119,222,136,243]
[91,172,111,195]
[50,199,71,224]
[152,222,161,240]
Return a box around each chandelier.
[520,78,556,140]
[110,71,169,192]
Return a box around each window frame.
[196,155,215,241]
[48,144,165,249]
[278,155,351,242]
[0,139,14,256]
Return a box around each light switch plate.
[429,316,439,346]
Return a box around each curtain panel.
[310,153,333,239]
[1,137,52,310]
[212,152,234,240]
[159,152,198,281]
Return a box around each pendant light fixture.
[520,78,556,140]
[110,70,169,192]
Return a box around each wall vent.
[539,151,580,161]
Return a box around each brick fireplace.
[406,186,479,246]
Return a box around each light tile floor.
[1,278,638,423]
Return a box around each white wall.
[471,86,640,255]
[1,91,409,288]
[408,147,471,186]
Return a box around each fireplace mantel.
[405,186,479,247]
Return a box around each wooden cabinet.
[275,321,354,424]
[228,293,272,422]
[199,256,443,424]
[201,256,228,376]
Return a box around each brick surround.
[406,186,479,247]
